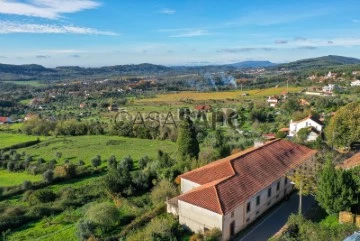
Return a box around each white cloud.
[169,30,209,38]
[0,21,118,35]
[158,8,176,15]
[0,0,100,19]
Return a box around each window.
[231,211,234,218]
[285,178,288,185]
[246,202,251,213]
[268,188,272,197]
[277,181,280,191]
[256,196,260,206]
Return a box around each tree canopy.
[325,102,360,149]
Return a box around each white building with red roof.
[167,139,317,240]
[289,115,323,141]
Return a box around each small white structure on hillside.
[289,116,323,141]
[322,84,339,93]
[350,80,360,87]
[266,96,280,107]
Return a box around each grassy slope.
[0,170,42,187]
[0,133,42,149]
[20,135,175,165]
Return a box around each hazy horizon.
[1,0,360,67]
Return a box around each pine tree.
[176,117,199,162]
[316,159,358,214]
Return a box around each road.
[236,193,315,241]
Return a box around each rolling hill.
[272,55,360,70]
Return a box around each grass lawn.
[137,87,303,103]
[8,212,79,241]
[20,135,176,165]
[0,133,42,149]
[0,169,42,187]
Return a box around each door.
[230,221,235,237]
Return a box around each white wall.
[289,118,322,137]
[178,201,223,234]
[181,178,201,193]
[222,176,293,240]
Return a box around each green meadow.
[0,170,42,187]
[19,135,176,165]
[0,133,42,149]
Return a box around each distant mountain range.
[1,55,360,81]
[225,60,277,68]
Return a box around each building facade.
[167,139,317,241]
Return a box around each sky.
[0,0,360,67]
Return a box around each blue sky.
[0,0,360,67]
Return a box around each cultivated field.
[2,80,47,87]
[137,87,303,103]
[19,135,176,165]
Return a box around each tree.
[150,179,178,205]
[118,156,134,172]
[43,170,54,184]
[91,155,101,168]
[176,118,199,161]
[325,102,360,149]
[84,202,119,232]
[316,159,358,214]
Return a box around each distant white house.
[322,84,339,93]
[267,96,280,107]
[350,80,360,87]
[289,115,323,141]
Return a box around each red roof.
[339,152,360,169]
[194,105,212,111]
[0,117,9,123]
[263,133,276,139]
[178,139,316,214]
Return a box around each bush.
[91,155,101,168]
[54,164,77,178]
[150,180,178,205]
[118,156,134,172]
[27,189,57,205]
[43,170,54,184]
[21,180,32,191]
[84,202,120,233]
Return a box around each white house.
[322,84,339,93]
[350,80,360,87]
[289,115,323,141]
[266,96,280,107]
[167,139,317,241]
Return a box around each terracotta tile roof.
[279,127,290,132]
[339,152,360,169]
[0,117,9,123]
[178,139,316,215]
[194,105,212,111]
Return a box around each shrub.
[43,170,54,184]
[91,155,101,168]
[150,180,178,205]
[27,189,56,205]
[84,202,120,232]
[21,180,32,191]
